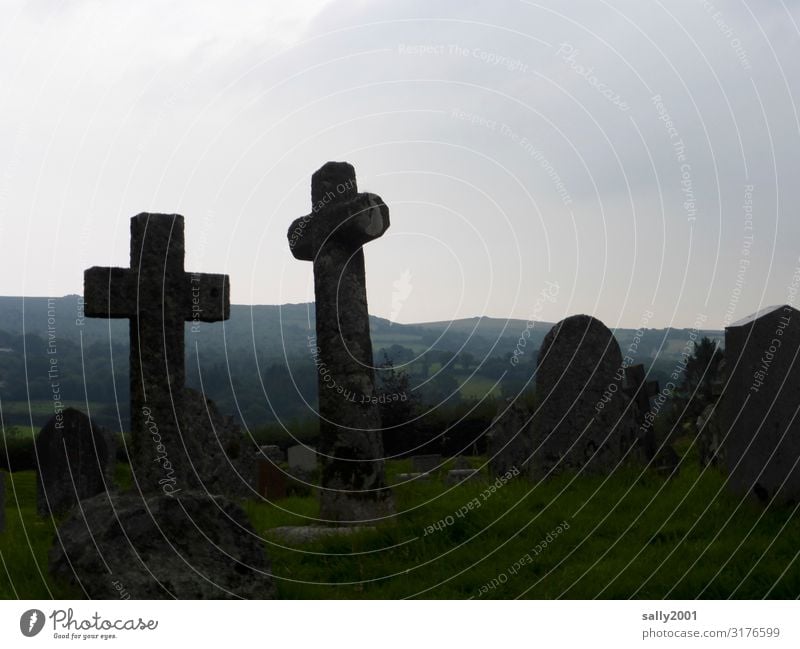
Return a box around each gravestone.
[623,364,661,459]
[84,213,230,494]
[724,305,800,503]
[533,314,636,477]
[259,445,284,463]
[50,491,275,599]
[411,454,441,474]
[180,388,256,497]
[0,470,5,533]
[257,460,287,500]
[446,469,479,486]
[487,399,532,477]
[36,408,109,516]
[287,444,318,473]
[287,161,393,521]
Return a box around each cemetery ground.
[2,437,799,599]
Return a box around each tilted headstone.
[287,444,318,473]
[487,399,532,478]
[724,305,800,503]
[287,161,393,521]
[36,408,109,516]
[411,454,442,474]
[84,213,230,494]
[533,314,636,477]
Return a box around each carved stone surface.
[533,314,636,477]
[36,408,109,516]
[724,305,800,503]
[84,213,230,494]
[287,162,393,522]
[50,491,275,599]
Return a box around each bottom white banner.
[0,600,796,647]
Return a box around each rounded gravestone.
[36,408,109,516]
[533,315,635,477]
[49,491,276,599]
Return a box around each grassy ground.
[2,452,799,599]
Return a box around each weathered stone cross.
[84,213,229,494]
[288,162,394,522]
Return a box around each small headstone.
[259,445,284,463]
[533,314,636,477]
[446,469,479,486]
[697,404,724,468]
[453,456,471,471]
[392,472,431,484]
[623,364,661,459]
[487,399,532,478]
[36,408,109,516]
[287,444,318,473]
[411,454,442,473]
[257,460,287,500]
[724,305,800,503]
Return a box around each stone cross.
[287,162,394,522]
[84,213,229,494]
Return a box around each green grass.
[0,471,79,598]
[3,456,799,599]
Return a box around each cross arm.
[185,273,230,322]
[83,267,133,318]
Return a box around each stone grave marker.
[84,213,230,494]
[287,444,318,473]
[724,305,800,503]
[533,314,636,477]
[287,161,393,521]
[259,445,284,463]
[36,408,109,516]
[487,399,532,478]
[411,454,442,474]
[257,460,287,500]
[623,364,661,458]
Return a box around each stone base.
[50,491,275,599]
[268,525,376,545]
[319,489,395,523]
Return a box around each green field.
[2,449,799,599]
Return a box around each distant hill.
[0,295,723,431]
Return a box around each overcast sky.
[1,0,798,329]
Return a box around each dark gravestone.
[36,408,109,516]
[181,388,255,497]
[533,314,636,477]
[724,305,800,503]
[287,162,393,522]
[84,213,229,494]
[257,460,287,500]
[50,491,275,599]
[411,454,442,474]
[487,399,532,478]
[623,364,660,459]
